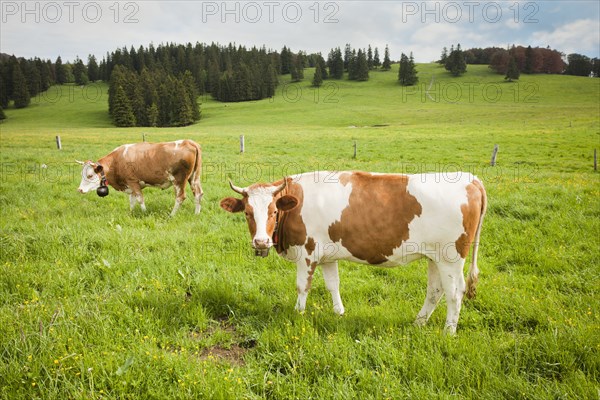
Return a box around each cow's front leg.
[129,194,137,211]
[321,261,344,315]
[129,190,146,212]
[170,184,186,216]
[415,259,443,327]
[294,260,317,313]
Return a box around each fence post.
[594,149,597,171]
[240,135,245,153]
[490,144,499,166]
[142,133,146,142]
[353,141,357,159]
[55,135,62,150]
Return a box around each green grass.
[1,64,599,399]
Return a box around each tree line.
[1,41,597,123]
[458,45,599,77]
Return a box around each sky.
[1,0,599,63]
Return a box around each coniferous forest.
[1,42,598,126]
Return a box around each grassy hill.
[1,64,599,399]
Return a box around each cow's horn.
[272,178,287,195]
[229,180,246,195]
[75,160,85,165]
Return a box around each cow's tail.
[189,141,202,184]
[466,178,487,299]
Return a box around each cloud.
[0,1,598,63]
[530,19,600,56]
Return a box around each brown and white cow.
[220,171,487,334]
[77,140,203,216]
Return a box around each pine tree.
[38,58,52,91]
[25,61,41,96]
[12,62,30,109]
[344,44,352,71]
[55,56,67,84]
[445,44,467,76]
[382,45,391,70]
[524,45,534,74]
[315,53,329,80]
[112,84,136,127]
[108,65,127,116]
[172,79,195,126]
[367,45,374,70]
[0,105,5,120]
[291,55,304,82]
[182,70,201,120]
[73,57,89,85]
[146,103,158,127]
[263,63,277,98]
[327,48,344,79]
[87,55,99,82]
[348,50,357,80]
[398,52,418,86]
[439,47,448,64]
[505,56,520,81]
[355,49,369,81]
[373,48,381,69]
[0,74,8,108]
[312,63,323,87]
[157,81,173,125]
[280,46,292,74]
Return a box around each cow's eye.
[87,174,94,179]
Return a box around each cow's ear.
[93,164,103,174]
[220,197,245,213]
[276,195,298,211]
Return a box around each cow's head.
[220,179,299,257]
[76,160,108,197]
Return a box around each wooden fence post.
[353,141,357,159]
[240,135,245,153]
[490,144,499,166]
[594,149,597,171]
[142,133,146,142]
[55,135,62,150]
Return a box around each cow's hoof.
[443,324,457,336]
[414,316,428,327]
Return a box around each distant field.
[1,64,598,399]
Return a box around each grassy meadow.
[0,63,599,399]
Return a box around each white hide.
[77,163,101,193]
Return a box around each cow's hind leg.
[188,174,203,214]
[294,259,317,313]
[437,259,467,335]
[415,258,444,327]
[321,261,344,315]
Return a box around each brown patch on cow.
[305,237,316,255]
[338,172,352,186]
[455,180,484,258]
[305,261,318,292]
[328,172,422,264]
[274,178,307,254]
[305,258,311,267]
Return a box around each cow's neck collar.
[272,180,287,253]
[92,161,108,186]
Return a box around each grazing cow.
[77,140,203,216]
[220,171,487,334]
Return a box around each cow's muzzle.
[252,238,271,257]
[254,247,270,257]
